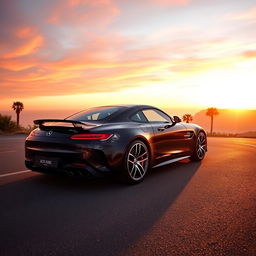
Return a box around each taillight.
[28,130,36,138]
[70,134,113,140]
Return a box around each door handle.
[158,127,165,131]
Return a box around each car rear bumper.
[25,159,111,178]
[25,139,122,177]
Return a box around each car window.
[142,109,170,123]
[130,111,148,123]
[66,106,121,121]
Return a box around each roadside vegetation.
[0,114,17,133]
[183,108,255,138]
[0,101,36,134]
[207,131,256,138]
[182,114,193,123]
[12,101,24,127]
[0,114,36,134]
[1,102,255,137]
[206,107,219,135]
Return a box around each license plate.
[35,156,58,168]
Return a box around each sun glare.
[194,66,256,110]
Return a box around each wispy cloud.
[149,0,190,6]
[47,0,119,27]
[242,50,256,58]
[3,35,44,58]
[0,0,255,110]
[226,7,256,22]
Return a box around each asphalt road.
[0,135,255,256]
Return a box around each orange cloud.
[0,30,250,99]
[0,58,38,71]
[243,50,256,58]
[150,0,190,5]
[68,0,113,7]
[16,27,34,38]
[0,0,255,104]
[0,48,240,99]
[47,0,119,27]
[226,7,256,21]
[3,35,43,58]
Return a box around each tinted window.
[131,111,148,123]
[66,106,121,121]
[143,109,170,123]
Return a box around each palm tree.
[12,101,24,127]
[182,114,193,123]
[206,107,219,135]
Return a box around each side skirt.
[152,156,190,169]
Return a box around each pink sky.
[0,0,255,115]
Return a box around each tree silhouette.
[12,101,24,127]
[206,107,219,135]
[182,114,193,123]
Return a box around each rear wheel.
[190,131,207,161]
[121,140,149,184]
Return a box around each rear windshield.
[66,106,122,121]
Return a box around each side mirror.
[173,116,181,123]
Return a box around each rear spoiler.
[34,119,95,129]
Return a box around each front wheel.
[121,140,149,184]
[190,131,207,161]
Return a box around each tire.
[190,131,207,161]
[121,140,150,184]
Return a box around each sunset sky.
[0,0,256,115]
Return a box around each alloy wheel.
[196,132,207,159]
[127,142,149,181]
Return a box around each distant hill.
[193,109,256,134]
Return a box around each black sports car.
[25,105,207,183]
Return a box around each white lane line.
[234,143,256,148]
[0,150,17,154]
[0,170,30,178]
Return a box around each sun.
[195,67,256,110]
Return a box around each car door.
[142,109,189,163]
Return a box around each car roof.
[99,104,170,122]
[95,104,155,109]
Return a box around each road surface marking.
[0,170,30,178]
[0,150,16,154]
[234,143,256,148]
